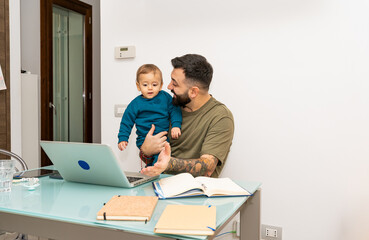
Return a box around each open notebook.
[153,173,250,199]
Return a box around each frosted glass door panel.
[68,11,84,142]
[52,6,84,142]
[53,7,69,141]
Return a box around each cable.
[215,230,236,238]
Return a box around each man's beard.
[172,90,191,107]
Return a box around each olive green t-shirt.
[169,97,234,178]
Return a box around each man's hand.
[140,124,168,156]
[141,142,171,176]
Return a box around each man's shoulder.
[207,97,233,118]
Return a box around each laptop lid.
[40,141,158,188]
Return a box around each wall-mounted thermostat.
[115,46,136,59]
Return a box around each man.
[140,54,234,178]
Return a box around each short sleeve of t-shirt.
[201,113,234,164]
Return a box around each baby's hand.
[118,141,128,151]
[171,127,181,139]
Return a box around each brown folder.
[97,195,158,221]
[154,205,216,235]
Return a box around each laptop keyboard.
[127,176,143,183]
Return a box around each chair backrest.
[0,149,28,172]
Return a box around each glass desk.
[0,171,261,240]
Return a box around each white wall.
[101,1,369,239]
[20,0,40,76]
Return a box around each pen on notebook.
[207,226,216,231]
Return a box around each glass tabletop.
[0,170,261,240]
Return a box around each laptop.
[40,141,158,188]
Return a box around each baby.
[118,64,182,166]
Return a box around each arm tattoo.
[164,155,218,177]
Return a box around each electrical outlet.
[266,227,278,237]
[261,224,282,240]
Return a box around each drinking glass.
[0,160,15,192]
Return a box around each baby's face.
[136,72,163,99]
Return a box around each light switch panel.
[115,104,128,117]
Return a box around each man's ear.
[136,82,141,91]
[189,86,200,99]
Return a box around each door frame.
[40,0,92,166]
[0,0,10,157]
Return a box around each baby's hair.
[136,64,163,83]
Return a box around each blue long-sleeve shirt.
[118,90,182,148]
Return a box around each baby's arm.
[171,127,181,139]
[118,141,128,151]
[167,93,182,139]
[118,100,138,149]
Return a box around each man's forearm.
[164,155,218,177]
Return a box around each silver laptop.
[40,141,158,188]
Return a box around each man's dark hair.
[171,54,213,90]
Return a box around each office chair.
[0,149,28,240]
[0,149,28,172]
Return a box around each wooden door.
[0,0,10,158]
[40,0,92,166]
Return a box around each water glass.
[0,160,15,192]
